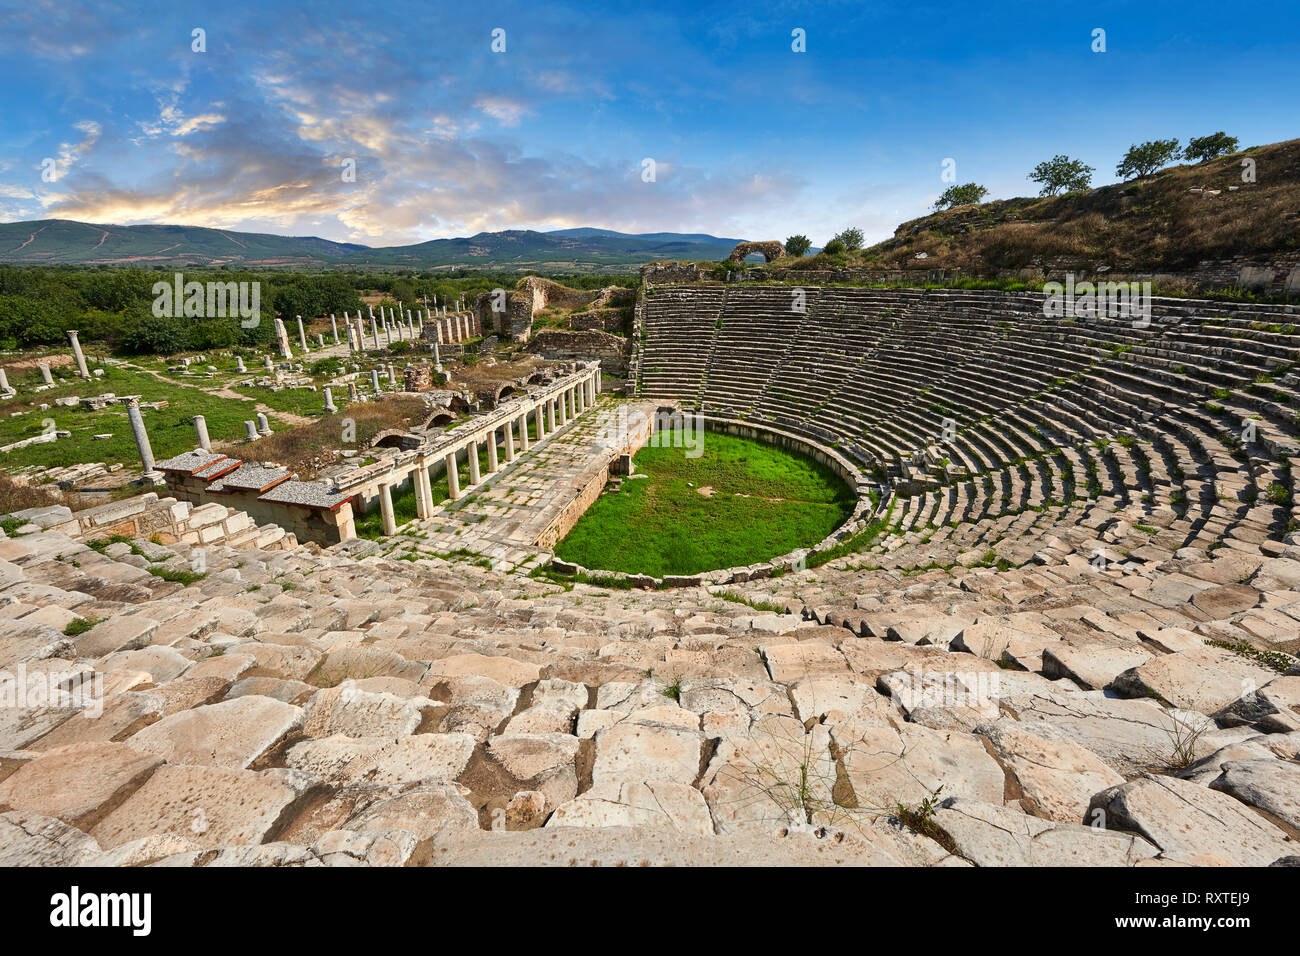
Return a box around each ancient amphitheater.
[1,277,1298,867]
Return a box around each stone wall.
[642,254,1300,297]
[164,473,350,547]
[533,405,653,550]
[475,291,534,342]
[403,364,435,392]
[639,261,704,285]
[568,308,629,333]
[11,492,297,551]
[525,329,629,375]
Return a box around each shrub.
[784,235,811,258]
[1183,132,1239,163]
[934,183,989,209]
[1116,139,1181,180]
[1028,155,1094,196]
[832,227,864,251]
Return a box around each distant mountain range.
[0,219,747,272]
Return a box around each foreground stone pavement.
[0,487,1297,866]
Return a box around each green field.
[0,365,302,470]
[556,430,854,576]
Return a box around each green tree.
[821,237,847,257]
[784,235,812,258]
[1183,132,1239,163]
[1116,139,1181,180]
[933,183,989,209]
[833,227,864,251]
[1028,155,1094,196]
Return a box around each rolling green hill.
[0,219,743,272]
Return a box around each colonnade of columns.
[370,366,601,535]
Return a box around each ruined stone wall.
[474,291,533,342]
[55,489,297,550]
[728,241,786,263]
[639,261,704,285]
[164,474,348,547]
[403,364,435,392]
[567,308,629,333]
[525,329,628,375]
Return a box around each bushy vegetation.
[784,235,811,258]
[0,267,636,357]
[1028,155,1094,196]
[934,183,989,209]
[1184,132,1239,163]
[1116,138,1182,180]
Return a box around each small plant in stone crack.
[660,671,684,703]
[724,710,908,834]
[892,785,954,848]
[63,616,101,637]
[1162,712,1213,770]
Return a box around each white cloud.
[473,96,529,128]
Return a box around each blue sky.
[1,0,1296,247]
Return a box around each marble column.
[486,428,499,473]
[67,330,90,378]
[193,414,211,451]
[330,314,339,344]
[244,420,259,441]
[504,419,516,461]
[467,440,481,485]
[274,319,292,359]
[445,452,461,500]
[323,387,337,413]
[414,461,433,518]
[256,412,271,436]
[125,397,156,475]
[378,482,397,535]
[296,316,308,351]
[39,363,54,385]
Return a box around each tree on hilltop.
[933,183,989,209]
[784,235,811,258]
[1116,139,1181,180]
[1028,155,1094,196]
[833,227,863,251]
[1183,132,1239,163]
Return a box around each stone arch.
[728,241,786,264]
[368,430,410,449]
[422,409,456,429]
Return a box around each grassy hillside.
[0,220,741,272]
[0,219,364,268]
[787,138,1300,275]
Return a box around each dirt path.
[126,363,316,426]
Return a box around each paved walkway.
[337,397,655,572]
